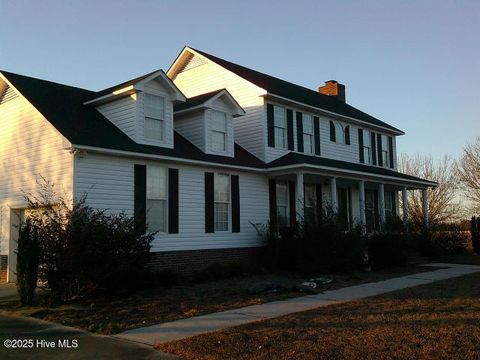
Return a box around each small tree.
[399,154,462,228]
[16,219,39,305]
[457,137,480,209]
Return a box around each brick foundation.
[0,255,7,283]
[149,247,263,274]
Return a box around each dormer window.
[211,110,228,152]
[144,93,166,142]
[274,105,287,149]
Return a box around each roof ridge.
[1,70,94,93]
[94,68,163,95]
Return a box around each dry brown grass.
[157,272,480,360]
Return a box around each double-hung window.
[146,165,167,232]
[304,183,317,221]
[276,182,289,228]
[211,111,227,152]
[214,173,230,231]
[144,94,166,141]
[335,122,345,144]
[381,135,389,167]
[274,106,287,149]
[303,114,314,154]
[363,130,372,164]
[385,192,393,221]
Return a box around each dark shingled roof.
[191,48,403,134]
[174,89,224,112]
[268,152,437,185]
[1,70,265,169]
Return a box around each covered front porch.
[267,166,435,232]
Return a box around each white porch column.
[402,186,408,224]
[422,188,429,227]
[358,180,366,229]
[330,177,338,213]
[378,183,386,225]
[296,172,304,221]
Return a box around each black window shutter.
[388,136,394,168]
[231,175,240,233]
[134,164,147,235]
[358,128,364,163]
[314,116,320,155]
[205,172,214,233]
[371,132,377,165]
[296,112,304,153]
[373,190,379,230]
[287,109,294,150]
[289,181,296,227]
[268,179,277,231]
[267,104,274,148]
[345,125,351,145]
[330,121,336,142]
[377,134,383,167]
[391,192,397,217]
[315,183,323,222]
[168,168,179,234]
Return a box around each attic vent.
[0,86,18,104]
[177,54,207,73]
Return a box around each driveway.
[0,291,176,360]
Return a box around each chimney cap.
[319,80,345,102]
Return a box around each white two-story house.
[0,46,435,282]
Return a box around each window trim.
[144,93,166,142]
[211,110,228,153]
[275,181,290,229]
[362,130,372,165]
[146,164,168,234]
[214,173,231,232]
[302,114,314,154]
[381,134,389,168]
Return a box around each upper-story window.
[330,120,350,145]
[144,93,166,142]
[381,135,389,167]
[211,110,228,152]
[274,106,287,149]
[214,173,230,231]
[362,130,372,164]
[146,165,167,232]
[303,114,314,154]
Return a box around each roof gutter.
[264,93,405,136]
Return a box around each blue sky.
[1,0,478,161]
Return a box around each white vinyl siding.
[174,112,206,151]
[97,96,137,141]
[144,93,166,142]
[303,114,314,154]
[146,165,167,233]
[214,173,230,231]
[74,153,269,252]
[273,106,287,149]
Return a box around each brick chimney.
[319,80,345,102]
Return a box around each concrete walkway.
[116,263,480,345]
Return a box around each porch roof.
[267,152,437,187]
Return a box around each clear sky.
[1,0,479,161]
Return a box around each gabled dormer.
[84,70,185,148]
[173,89,244,157]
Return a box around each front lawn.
[0,265,434,334]
[157,271,480,360]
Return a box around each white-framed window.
[385,192,393,221]
[211,110,228,152]
[146,165,167,232]
[276,181,289,228]
[363,130,372,164]
[144,93,166,142]
[214,173,230,231]
[335,122,345,144]
[274,105,287,149]
[381,135,389,167]
[304,183,317,220]
[303,114,314,154]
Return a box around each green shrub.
[420,228,470,258]
[24,180,155,303]
[16,219,40,305]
